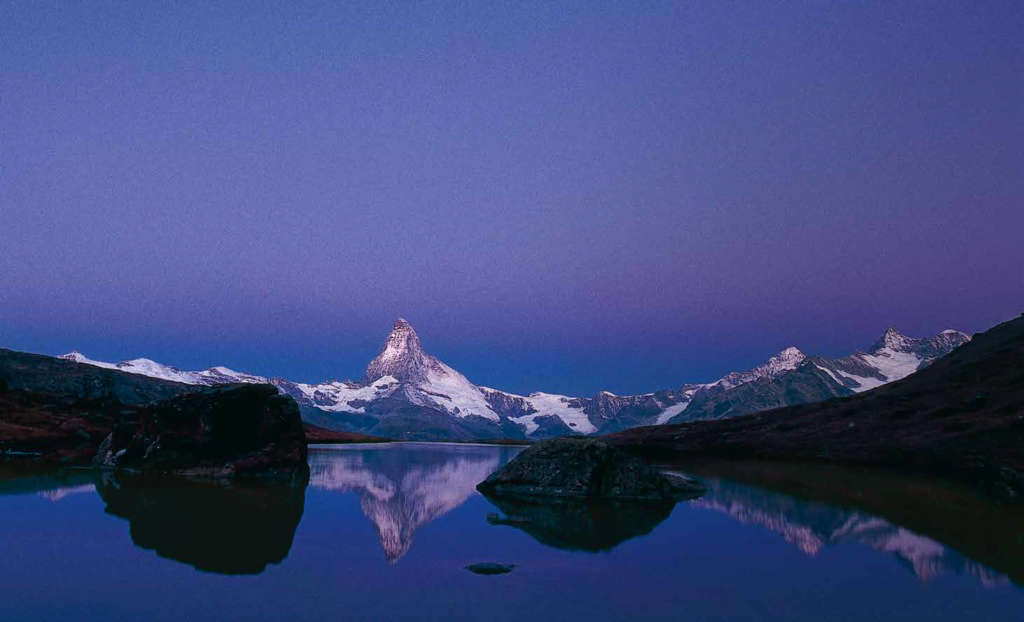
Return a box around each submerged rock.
[476,437,704,501]
[94,384,307,478]
[465,562,515,575]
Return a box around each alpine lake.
[1,442,1022,621]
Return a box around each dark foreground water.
[1,443,1022,621]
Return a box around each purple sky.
[2,2,1022,395]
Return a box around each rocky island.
[94,384,307,478]
[477,437,704,501]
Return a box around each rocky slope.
[51,319,970,441]
[607,313,1024,498]
[0,385,128,463]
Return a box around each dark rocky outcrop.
[0,388,132,463]
[476,437,704,501]
[608,313,1024,499]
[95,384,307,478]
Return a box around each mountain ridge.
[606,313,1024,497]
[51,319,970,440]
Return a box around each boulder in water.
[476,437,704,501]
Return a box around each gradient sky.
[2,1,1022,396]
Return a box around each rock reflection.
[483,495,677,552]
[96,469,308,575]
[695,476,1010,586]
[308,443,518,561]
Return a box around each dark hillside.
[609,314,1024,497]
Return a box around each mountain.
[1,348,197,405]
[608,313,1024,497]
[712,346,808,391]
[59,351,268,386]
[51,319,969,441]
[667,328,971,424]
[808,327,971,392]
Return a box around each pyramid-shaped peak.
[872,327,913,352]
[384,318,421,349]
[773,346,805,360]
[365,318,429,383]
[60,350,88,362]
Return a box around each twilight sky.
[2,1,1022,395]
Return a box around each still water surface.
[0,442,1021,621]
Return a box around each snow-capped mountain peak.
[872,327,913,352]
[712,345,807,390]
[61,350,87,363]
[59,351,116,369]
[364,318,430,383]
[812,327,971,394]
[760,346,806,374]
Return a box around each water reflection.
[483,496,676,552]
[695,475,1011,586]
[308,443,520,560]
[0,445,1019,593]
[95,469,308,575]
[0,466,96,501]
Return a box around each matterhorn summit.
[364,318,432,383]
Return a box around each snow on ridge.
[855,349,923,384]
[710,345,806,390]
[420,361,500,421]
[286,375,399,414]
[60,351,117,370]
[56,321,967,434]
[60,352,268,386]
[654,401,691,425]
[511,391,594,435]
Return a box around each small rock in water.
[465,562,515,575]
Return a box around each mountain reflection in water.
[694,474,1015,587]
[308,443,520,560]
[1,443,1019,596]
